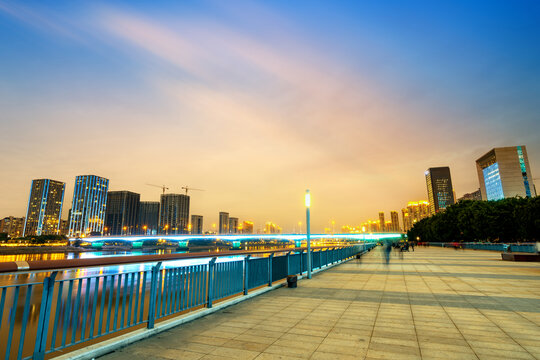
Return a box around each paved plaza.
[100,247,540,360]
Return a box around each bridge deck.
[100,247,540,360]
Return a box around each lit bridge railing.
[0,243,376,360]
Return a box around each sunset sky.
[1,1,539,232]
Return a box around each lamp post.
[305,189,312,279]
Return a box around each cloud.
[0,1,85,42]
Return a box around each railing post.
[243,255,251,295]
[207,257,217,308]
[33,271,58,360]
[147,262,162,329]
[268,254,274,286]
[299,250,304,275]
[286,251,291,276]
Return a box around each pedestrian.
[411,241,415,252]
[383,241,392,265]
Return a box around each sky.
[1,0,539,232]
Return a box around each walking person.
[383,241,392,265]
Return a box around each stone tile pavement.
[100,247,540,359]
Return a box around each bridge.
[70,233,404,249]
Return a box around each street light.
[305,189,312,279]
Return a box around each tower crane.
[146,183,170,195]
[182,186,205,195]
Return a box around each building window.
[483,162,504,200]
[517,146,532,197]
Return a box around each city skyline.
[1,1,539,231]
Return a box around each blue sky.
[1,1,539,231]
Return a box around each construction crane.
[182,186,205,195]
[146,183,169,195]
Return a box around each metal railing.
[427,242,537,253]
[0,244,375,359]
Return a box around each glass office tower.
[68,175,109,237]
[476,146,536,201]
[425,167,455,215]
[23,179,65,236]
[104,191,140,235]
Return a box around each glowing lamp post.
[305,189,312,279]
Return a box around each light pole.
[305,189,312,279]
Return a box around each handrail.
[0,244,376,360]
[0,245,346,273]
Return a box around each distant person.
[536,242,540,254]
[411,241,415,252]
[383,241,392,265]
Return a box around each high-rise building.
[378,212,385,232]
[390,211,400,232]
[219,212,229,234]
[191,215,203,234]
[242,221,254,234]
[104,191,140,235]
[229,217,239,234]
[0,216,25,238]
[264,222,282,234]
[23,179,65,236]
[401,201,430,232]
[458,189,482,202]
[425,167,455,215]
[159,194,190,234]
[138,201,160,235]
[59,219,69,236]
[476,146,536,201]
[68,175,109,237]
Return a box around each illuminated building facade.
[402,201,430,232]
[242,221,254,234]
[390,211,400,232]
[458,189,482,202]
[0,216,25,238]
[264,222,282,234]
[378,212,385,232]
[139,201,159,235]
[425,167,455,215]
[159,194,190,234]
[476,146,536,201]
[104,191,140,235]
[68,175,109,237]
[229,217,239,234]
[219,212,229,234]
[23,179,65,236]
[191,215,203,234]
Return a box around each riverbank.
[0,246,99,255]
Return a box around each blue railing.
[0,244,375,359]
[428,242,537,253]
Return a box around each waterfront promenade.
[100,247,540,360]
